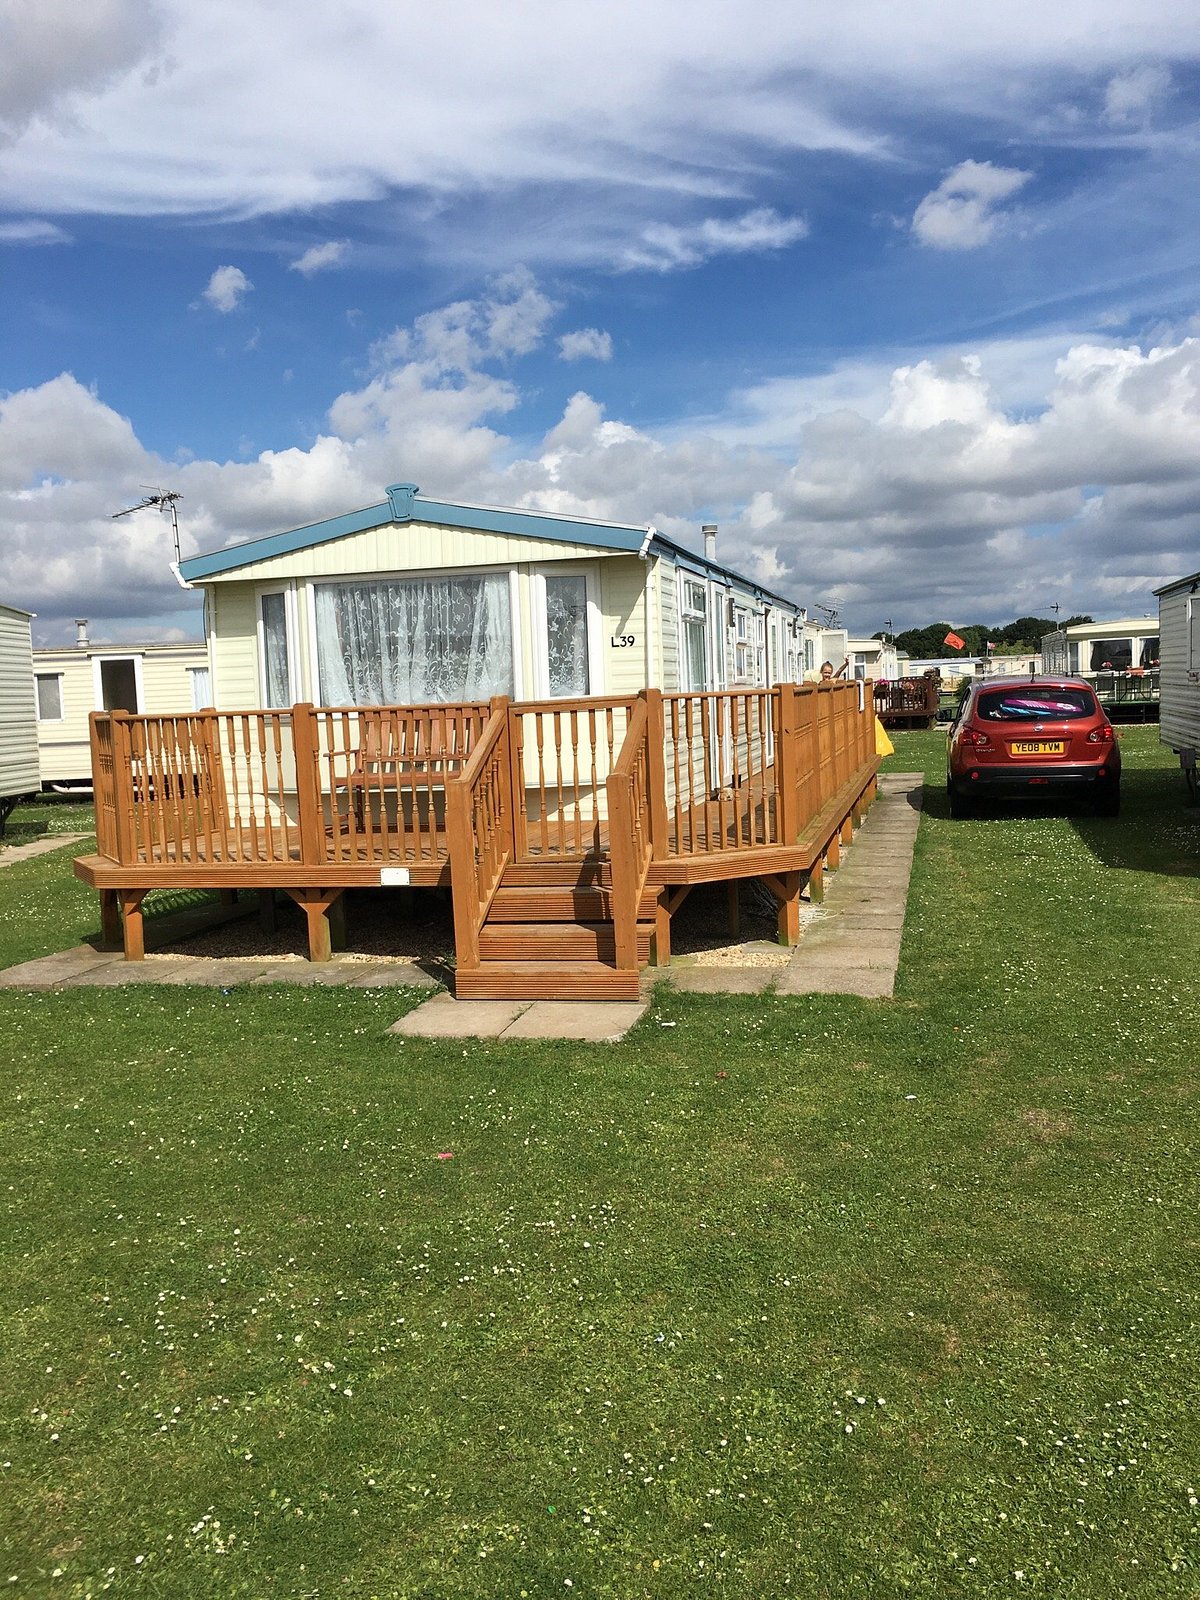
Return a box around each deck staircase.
[455,858,655,1000]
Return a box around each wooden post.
[112,716,137,865]
[776,683,799,844]
[644,689,669,858]
[826,833,841,871]
[606,773,637,971]
[118,890,146,960]
[726,881,741,937]
[219,888,239,906]
[328,889,347,951]
[282,888,341,962]
[650,889,672,967]
[776,872,801,946]
[258,888,278,933]
[100,889,122,948]
[445,769,481,972]
[291,704,323,866]
[501,699,527,862]
[807,859,824,904]
[840,813,854,846]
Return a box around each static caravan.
[0,602,39,832]
[34,626,211,790]
[176,483,810,710]
[1154,570,1200,803]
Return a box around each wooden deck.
[76,684,879,996]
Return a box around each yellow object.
[874,716,894,757]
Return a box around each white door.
[532,567,600,699]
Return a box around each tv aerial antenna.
[1049,602,1061,618]
[815,598,843,628]
[112,487,183,564]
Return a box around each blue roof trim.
[178,501,392,581]
[648,533,805,618]
[177,491,646,580]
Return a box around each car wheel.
[948,780,974,819]
[1095,780,1120,817]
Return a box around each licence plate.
[1011,740,1064,755]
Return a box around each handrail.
[444,699,514,974]
[606,697,652,972]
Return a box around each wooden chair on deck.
[335,716,458,829]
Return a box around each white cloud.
[0,0,163,143]
[621,208,808,272]
[199,264,252,313]
[1103,63,1172,124]
[911,160,1032,250]
[558,328,613,362]
[288,239,349,276]
[4,282,1200,640]
[0,219,71,245]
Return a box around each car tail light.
[959,728,991,748]
[1086,725,1114,744]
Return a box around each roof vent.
[74,618,89,649]
[386,482,420,521]
[702,523,718,562]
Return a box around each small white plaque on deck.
[380,867,411,886]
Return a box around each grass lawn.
[2,730,1198,1597]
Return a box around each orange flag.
[944,631,966,650]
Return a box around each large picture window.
[315,573,514,705]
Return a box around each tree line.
[883,615,1094,660]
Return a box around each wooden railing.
[661,688,779,855]
[508,696,638,857]
[605,698,653,971]
[445,702,514,972]
[89,714,118,860]
[100,708,301,866]
[311,702,488,864]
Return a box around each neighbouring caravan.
[1154,570,1200,803]
[34,625,211,790]
[175,483,812,708]
[0,602,39,832]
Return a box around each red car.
[947,676,1121,818]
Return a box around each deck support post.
[283,888,344,962]
[726,882,741,937]
[826,833,841,871]
[99,889,122,949]
[840,813,854,847]
[118,890,146,960]
[219,888,239,906]
[650,890,672,967]
[258,888,278,933]
[807,860,824,904]
[328,891,347,952]
[760,871,802,946]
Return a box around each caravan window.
[259,591,294,708]
[35,673,63,722]
[1190,599,1200,673]
[315,574,514,705]
[680,578,708,690]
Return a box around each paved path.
[0,832,90,868]
[0,773,924,1034]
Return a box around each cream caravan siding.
[34,643,209,784]
[0,606,38,799]
[205,519,622,586]
[1159,583,1200,751]
[656,556,680,691]
[598,557,650,697]
[209,585,265,709]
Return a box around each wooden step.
[479,921,652,962]
[501,858,613,889]
[487,885,659,922]
[455,962,641,1000]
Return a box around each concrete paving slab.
[501,1000,647,1041]
[252,962,366,986]
[0,946,120,988]
[0,833,91,869]
[652,965,778,994]
[776,963,896,997]
[347,964,443,988]
[390,993,531,1038]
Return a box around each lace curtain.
[314,574,513,705]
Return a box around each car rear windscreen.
[977,687,1096,721]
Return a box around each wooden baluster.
[291,704,322,866]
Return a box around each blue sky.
[3,1,1200,643]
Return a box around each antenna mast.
[112,487,183,564]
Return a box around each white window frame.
[258,585,299,708]
[531,563,601,700]
[35,671,65,723]
[1188,595,1200,674]
[679,573,710,691]
[91,654,145,714]
[731,604,754,684]
[187,664,213,711]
